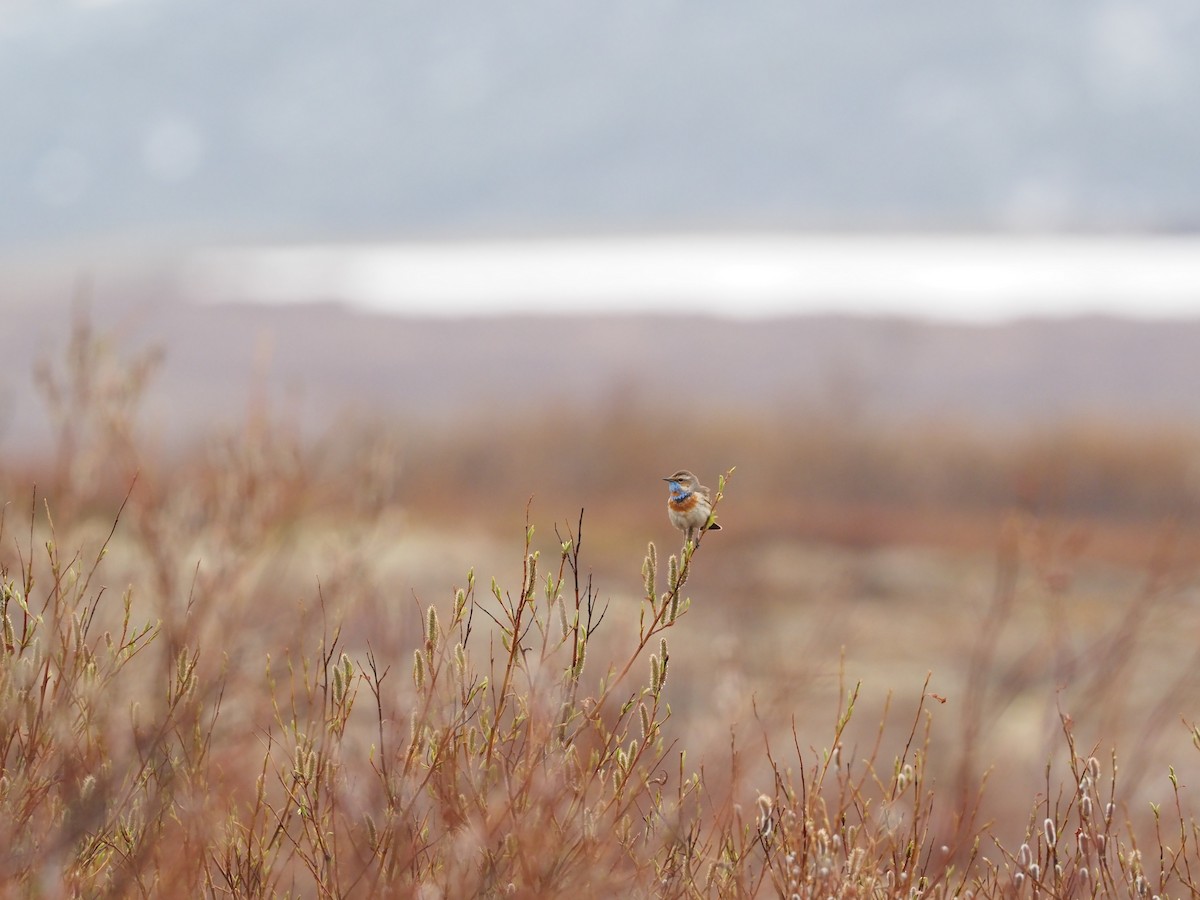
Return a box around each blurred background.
[5,2,1200,439]
[4,0,1200,842]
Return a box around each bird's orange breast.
[668,494,700,513]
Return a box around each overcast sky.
[5,2,1200,319]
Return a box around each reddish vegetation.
[2,313,1200,895]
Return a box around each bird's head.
[663,470,699,494]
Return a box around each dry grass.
[3,314,1200,897]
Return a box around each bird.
[663,470,722,546]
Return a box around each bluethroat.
[663,470,722,546]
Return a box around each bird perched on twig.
[663,470,722,546]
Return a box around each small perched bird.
[663,469,722,546]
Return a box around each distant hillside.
[3,284,1200,455]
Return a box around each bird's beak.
[662,477,672,482]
